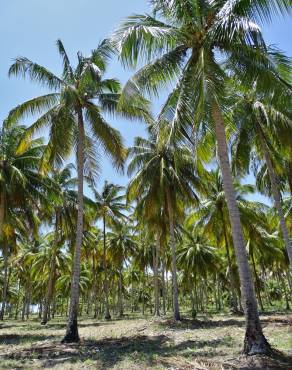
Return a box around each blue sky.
[1,0,291,198]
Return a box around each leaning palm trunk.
[41,212,59,324]
[103,216,111,320]
[62,110,85,343]
[166,190,180,321]
[212,102,270,354]
[0,243,8,320]
[153,233,160,316]
[257,125,292,269]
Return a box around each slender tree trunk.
[14,281,20,320]
[212,103,270,354]
[153,233,160,316]
[103,216,111,320]
[118,267,124,317]
[250,249,264,312]
[161,256,166,315]
[0,243,9,320]
[286,271,292,293]
[257,125,292,269]
[191,289,197,318]
[39,301,43,319]
[92,254,99,319]
[25,287,31,320]
[62,109,85,343]
[166,189,180,321]
[0,189,5,241]
[0,189,7,320]
[194,271,199,312]
[221,211,239,312]
[21,293,26,321]
[41,212,59,325]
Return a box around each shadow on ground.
[0,334,230,368]
[1,333,291,369]
[0,333,59,345]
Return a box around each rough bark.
[166,188,180,321]
[153,233,160,316]
[103,215,111,320]
[257,125,292,269]
[212,102,270,354]
[62,109,85,343]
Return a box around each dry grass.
[0,313,291,369]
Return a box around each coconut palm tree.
[113,0,291,353]
[232,83,292,268]
[127,128,200,320]
[189,169,272,312]
[32,232,70,321]
[108,223,137,317]
[91,181,128,319]
[8,39,150,342]
[40,164,77,324]
[177,227,219,317]
[0,121,50,320]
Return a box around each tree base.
[61,318,80,343]
[104,313,111,320]
[243,330,271,355]
[40,320,47,325]
[173,313,181,321]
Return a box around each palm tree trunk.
[0,243,9,320]
[41,211,59,325]
[0,189,5,240]
[250,248,264,312]
[103,215,111,320]
[221,210,239,312]
[166,189,180,321]
[278,272,290,310]
[212,102,270,354]
[153,233,160,316]
[62,109,85,343]
[257,125,292,269]
[0,189,7,321]
[118,267,124,317]
[161,256,166,315]
[21,292,26,321]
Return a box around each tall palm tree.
[40,164,77,324]
[108,223,137,317]
[232,84,292,268]
[113,0,291,353]
[0,121,49,320]
[177,227,219,317]
[191,169,273,312]
[8,40,150,342]
[127,129,200,320]
[91,181,128,319]
[32,233,70,320]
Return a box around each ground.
[0,313,291,369]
